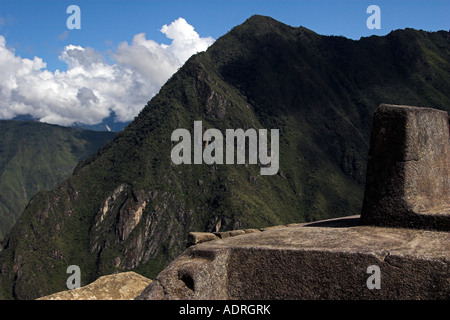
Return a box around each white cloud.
[0,18,214,126]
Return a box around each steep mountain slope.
[1,15,449,300]
[0,121,116,239]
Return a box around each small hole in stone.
[179,271,195,291]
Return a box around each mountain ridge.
[1,15,449,299]
[0,120,116,239]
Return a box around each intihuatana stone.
[361,104,450,231]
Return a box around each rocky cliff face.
[1,16,450,300]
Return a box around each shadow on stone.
[361,104,450,231]
[303,216,361,228]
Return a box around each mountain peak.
[1,15,449,300]
[243,14,281,26]
[238,14,316,36]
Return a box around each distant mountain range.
[12,112,130,132]
[1,15,449,300]
[0,120,115,239]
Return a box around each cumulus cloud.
[0,18,214,126]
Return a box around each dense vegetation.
[0,121,115,239]
[0,15,449,299]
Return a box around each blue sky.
[2,0,448,71]
[0,0,448,126]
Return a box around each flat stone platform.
[136,216,450,300]
[38,272,152,300]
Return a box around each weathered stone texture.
[361,104,450,230]
[38,272,151,300]
[188,232,219,246]
[214,230,246,239]
[136,216,450,300]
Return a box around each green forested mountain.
[1,15,449,299]
[0,121,116,239]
